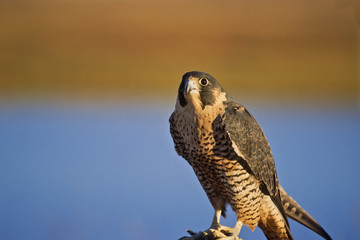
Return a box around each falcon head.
[177,71,226,110]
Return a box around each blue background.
[0,102,359,240]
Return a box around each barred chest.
[173,109,227,164]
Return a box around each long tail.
[279,185,332,240]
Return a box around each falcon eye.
[199,78,209,86]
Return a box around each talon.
[186,229,198,236]
[210,224,235,236]
[180,226,241,240]
[179,229,205,240]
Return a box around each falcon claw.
[186,229,199,236]
[179,228,242,240]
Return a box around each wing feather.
[220,101,278,196]
[215,101,291,228]
[169,112,185,157]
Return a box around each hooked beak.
[184,78,198,95]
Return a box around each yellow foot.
[178,228,242,240]
[210,223,235,236]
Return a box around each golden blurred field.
[0,0,359,106]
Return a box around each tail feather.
[279,185,332,240]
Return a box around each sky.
[0,102,359,240]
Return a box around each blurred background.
[0,0,359,239]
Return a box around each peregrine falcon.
[169,71,332,240]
